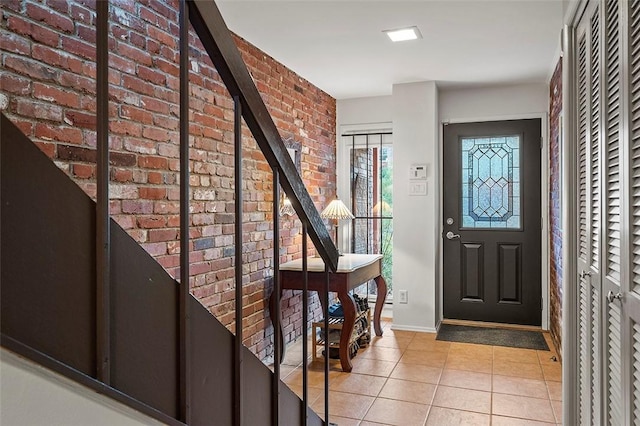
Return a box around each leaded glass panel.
[461,135,521,229]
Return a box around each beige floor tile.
[329,373,387,397]
[551,399,562,423]
[492,375,549,399]
[445,356,493,374]
[360,422,393,426]
[311,390,375,420]
[546,380,562,401]
[283,368,342,389]
[411,331,438,341]
[439,369,492,392]
[399,349,448,367]
[358,346,405,362]
[407,339,451,353]
[284,384,324,404]
[426,406,490,426]
[541,363,562,382]
[492,393,556,423]
[493,359,544,380]
[384,329,416,339]
[432,385,492,414]
[493,346,540,364]
[448,342,494,359]
[369,335,412,349]
[492,415,556,425]
[537,350,560,365]
[390,363,442,384]
[363,397,429,426]
[378,378,436,405]
[323,415,361,425]
[350,358,397,377]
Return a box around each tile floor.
[276,318,562,426]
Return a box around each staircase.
[1,0,337,424]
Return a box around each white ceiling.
[217,0,566,100]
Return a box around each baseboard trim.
[441,318,543,332]
[390,324,437,333]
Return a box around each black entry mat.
[436,324,549,351]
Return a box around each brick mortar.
[0,0,336,360]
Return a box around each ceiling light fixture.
[383,26,422,42]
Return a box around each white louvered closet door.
[574,0,639,424]
[602,0,624,424]
[576,4,603,425]
[625,0,640,425]
[576,15,591,426]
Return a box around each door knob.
[445,231,460,240]
[606,291,622,303]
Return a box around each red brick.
[112,168,133,182]
[1,73,31,95]
[33,83,80,108]
[35,123,83,144]
[69,4,93,25]
[139,187,167,200]
[1,31,31,55]
[122,200,154,214]
[26,3,74,33]
[120,105,153,124]
[148,228,177,242]
[4,55,59,82]
[142,126,173,142]
[64,111,96,130]
[138,216,166,229]
[146,25,175,49]
[72,163,93,179]
[7,15,60,47]
[34,141,56,158]
[16,99,62,122]
[148,171,163,184]
[111,120,142,137]
[61,36,95,60]
[139,155,168,169]
[141,242,167,256]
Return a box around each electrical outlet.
[399,290,408,304]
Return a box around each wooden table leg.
[336,290,357,372]
[373,275,387,336]
[269,288,286,363]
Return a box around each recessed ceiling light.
[383,26,422,42]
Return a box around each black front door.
[443,119,542,326]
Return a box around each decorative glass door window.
[461,135,521,229]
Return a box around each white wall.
[337,82,549,332]
[391,82,440,332]
[439,83,548,122]
[1,349,163,426]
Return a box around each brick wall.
[0,0,336,360]
[351,148,374,253]
[548,59,562,356]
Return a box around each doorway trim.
[438,112,549,331]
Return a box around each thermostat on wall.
[410,164,428,180]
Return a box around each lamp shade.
[320,199,354,220]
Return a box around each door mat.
[436,324,549,351]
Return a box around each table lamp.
[320,198,354,255]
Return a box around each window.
[461,135,521,229]
[346,132,393,300]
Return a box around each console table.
[270,253,387,372]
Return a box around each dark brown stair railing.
[186,0,339,272]
[2,0,337,423]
